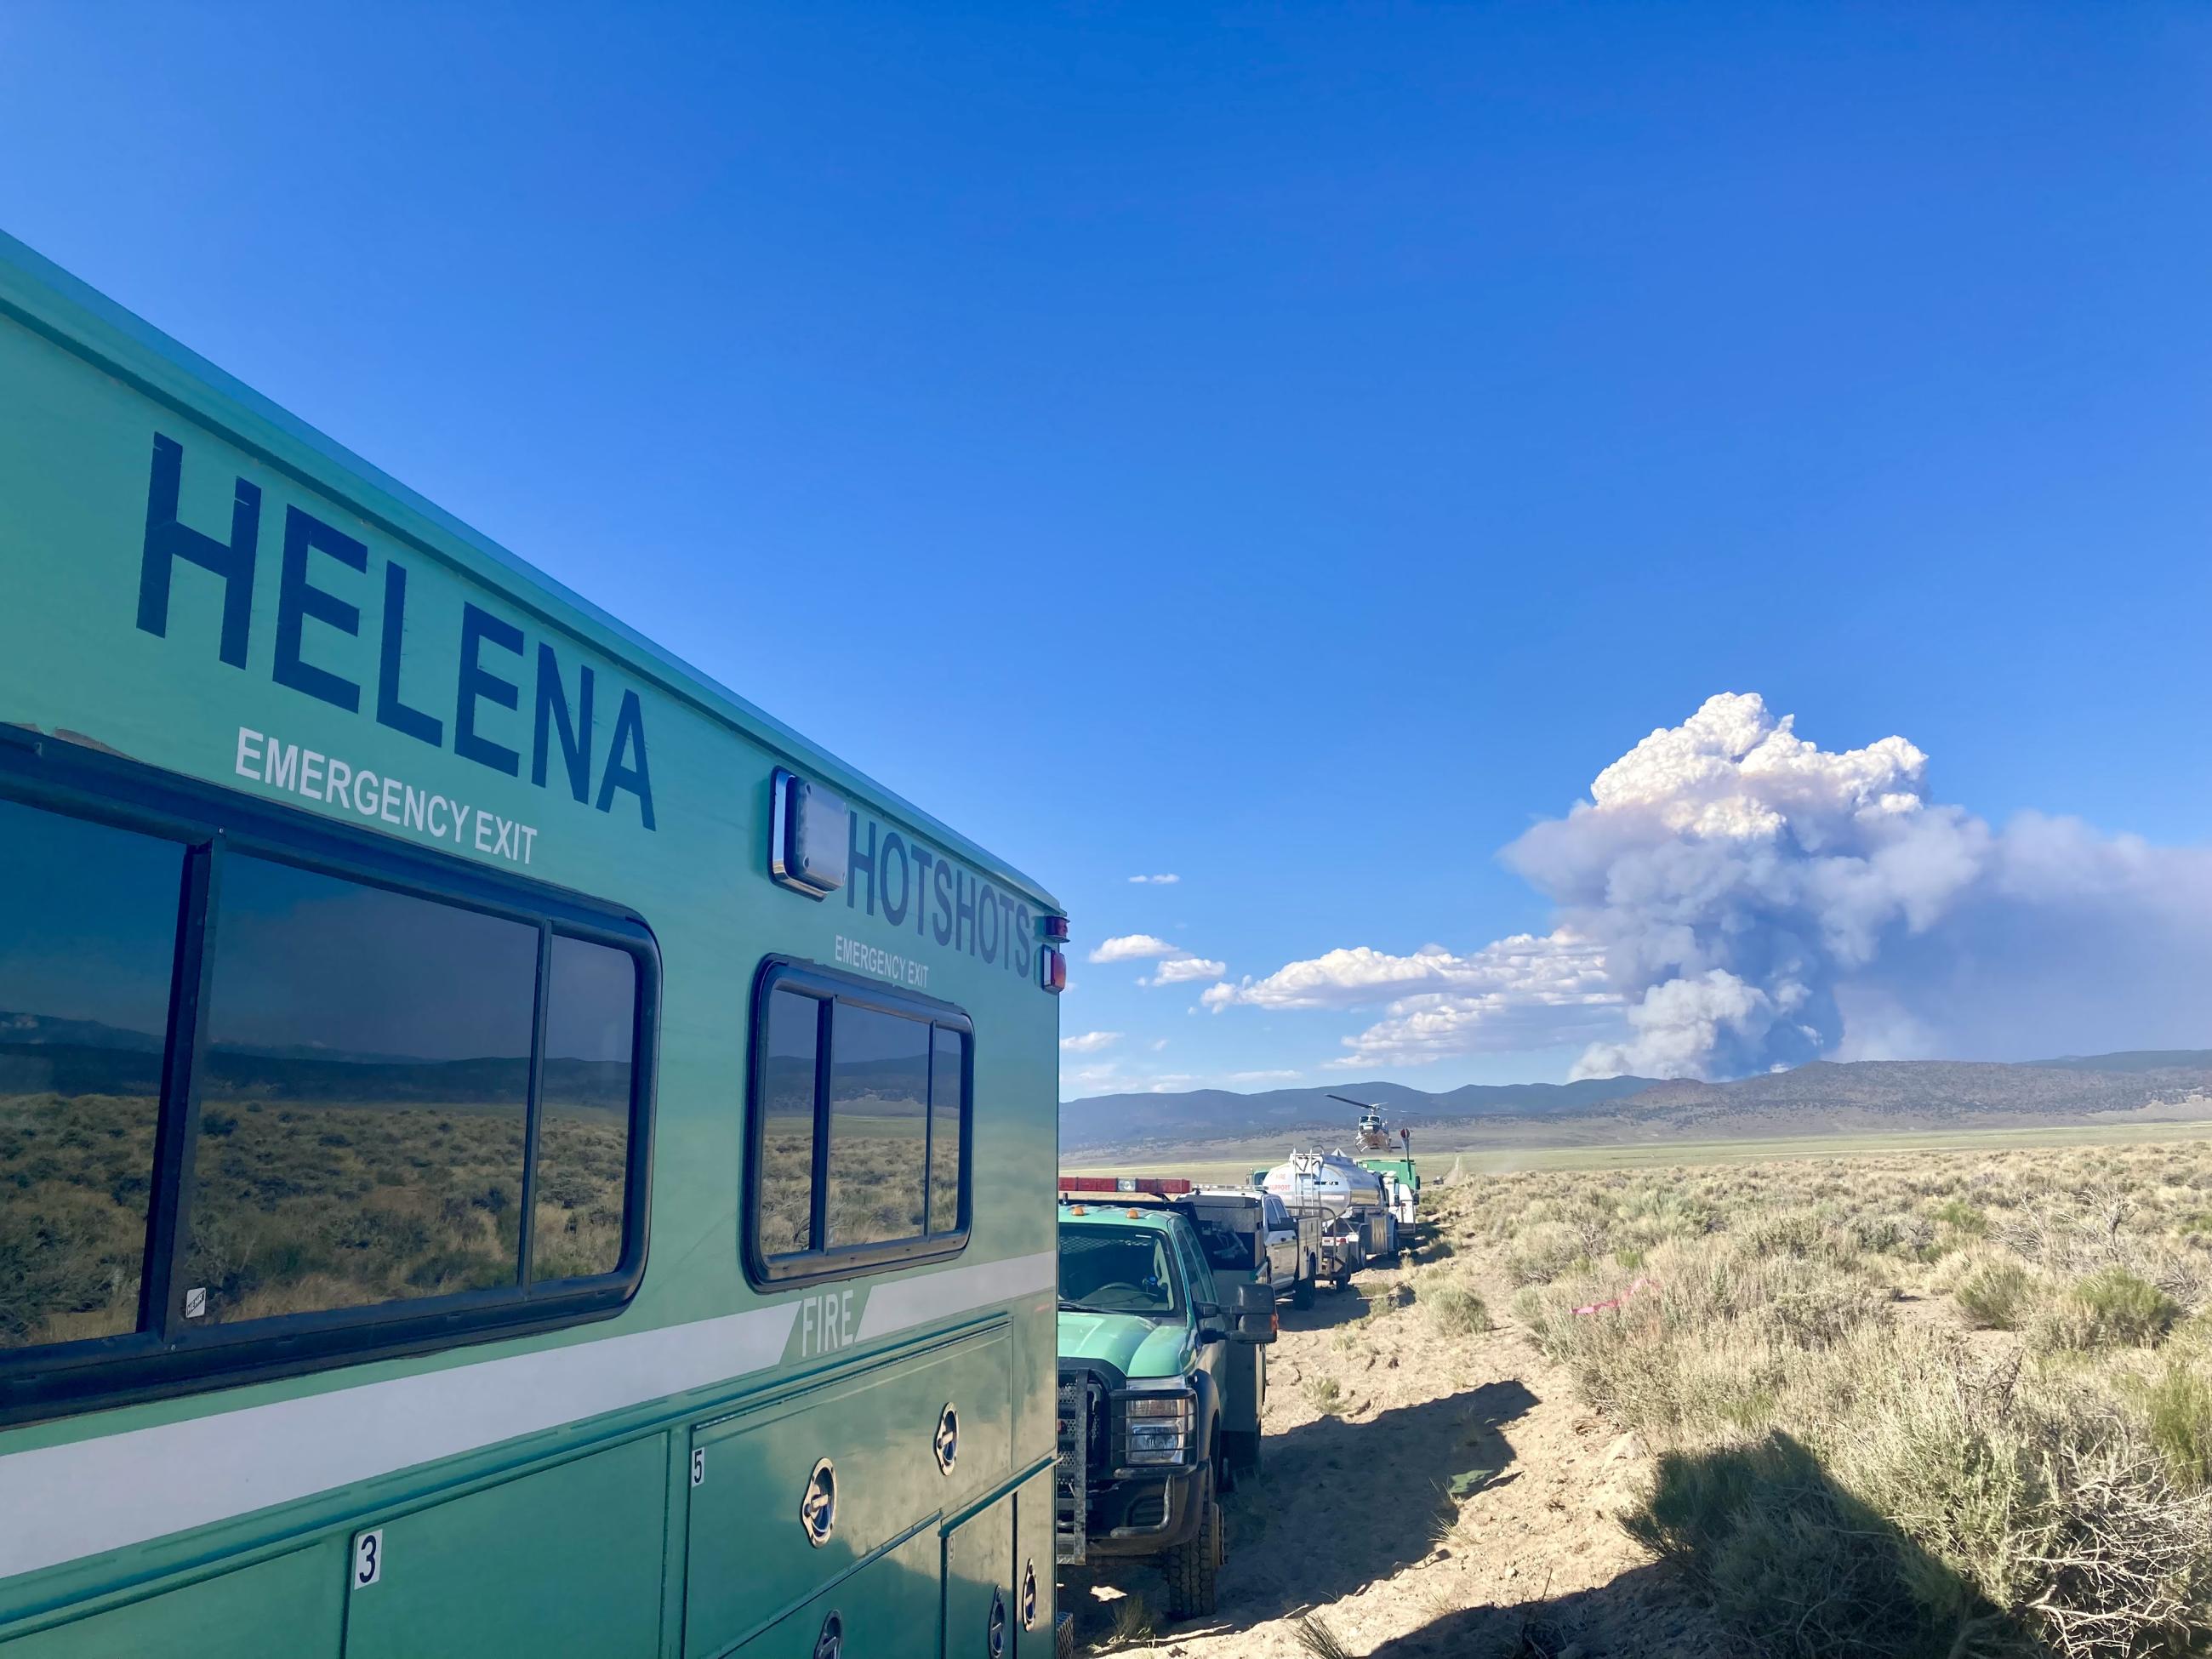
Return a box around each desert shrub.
[2139,1360,2212,1492]
[1745,1207,1861,1268]
[1931,1197,1990,1236]
[1420,1284,1490,1337]
[1501,1143,2212,1656]
[1954,1260,2036,1331]
[1637,1354,2212,1657]
[1616,1185,1717,1246]
[1519,1243,1884,1441]
[1504,1220,1587,1286]
[2035,1268,2183,1353]
[1361,1281,1412,1317]
[1629,1433,1988,1658]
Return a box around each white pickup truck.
[1190,1187,1321,1310]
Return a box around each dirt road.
[1058,1245,1730,1657]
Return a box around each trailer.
[1256,1151,1398,1288]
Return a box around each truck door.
[1262,1196,1297,1286]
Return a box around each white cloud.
[1203,932,1611,1012]
[1143,955,1227,986]
[1225,1068,1301,1084]
[1090,934,1180,963]
[1060,1031,1123,1054]
[1094,933,1228,987]
[1127,874,1182,885]
[1062,1061,1126,1092]
[1150,1038,1171,1052]
[1215,691,2212,1083]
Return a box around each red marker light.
[1040,947,1067,993]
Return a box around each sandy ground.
[1057,1245,1733,1658]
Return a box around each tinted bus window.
[183,856,537,1325]
[927,1026,963,1235]
[825,1003,928,1248]
[748,965,970,1283]
[758,987,819,1257]
[533,935,638,1282]
[0,798,182,1349]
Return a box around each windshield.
[1058,1225,1180,1314]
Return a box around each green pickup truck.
[1053,1194,1274,1616]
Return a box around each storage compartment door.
[685,1329,1010,1659]
[942,1493,1012,1659]
[1012,1466,1055,1654]
[342,1437,667,1659]
[728,1525,939,1659]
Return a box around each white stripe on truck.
[0,1249,1054,1582]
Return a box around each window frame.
[744,955,972,1290]
[0,726,658,1428]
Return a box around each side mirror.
[1233,1310,1276,1344]
[1231,1282,1273,1316]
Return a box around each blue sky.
[4,4,2209,1097]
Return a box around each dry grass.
[1293,1612,1353,1659]
[1102,1592,1157,1651]
[1,1087,629,1342]
[1303,1374,1346,1416]
[1439,1140,2212,1656]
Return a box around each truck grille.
[1055,1368,1107,1564]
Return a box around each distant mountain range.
[1060,1076,1659,1149]
[1059,1052,2212,1153]
[0,1012,630,1109]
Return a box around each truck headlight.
[1118,1389,1195,1467]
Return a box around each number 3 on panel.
[351,1528,384,1590]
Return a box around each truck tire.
[1291,1273,1314,1311]
[1165,1468,1223,1619]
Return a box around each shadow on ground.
[1061,1378,1540,1645]
[1269,1281,1388,1333]
[1355,1431,2046,1659]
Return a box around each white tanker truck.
[1256,1140,1401,1290]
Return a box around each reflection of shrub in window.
[928,1028,963,1235]
[750,973,970,1273]
[826,1004,928,1248]
[531,936,637,1282]
[759,988,819,1257]
[184,857,539,1325]
[0,797,183,1350]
